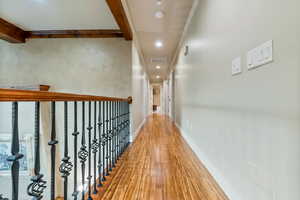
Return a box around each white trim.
[174,122,240,200]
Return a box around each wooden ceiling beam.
[25,29,124,39]
[106,0,133,41]
[0,17,127,42]
[0,18,26,43]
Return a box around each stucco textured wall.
[0,38,132,199]
[0,38,131,97]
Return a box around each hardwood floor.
[94,114,228,200]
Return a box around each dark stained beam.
[25,29,124,39]
[106,0,133,41]
[0,18,26,43]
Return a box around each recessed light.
[156,65,161,69]
[156,75,160,79]
[157,0,162,5]
[155,11,164,19]
[155,40,163,48]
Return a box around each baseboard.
[174,122,240,200]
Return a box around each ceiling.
[0,0,194,82]
[0,0,118,30]
[124,0,195,83]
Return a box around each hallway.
[98,114,228,200]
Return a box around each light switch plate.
[232,57,242,75]
[247,40,273,70]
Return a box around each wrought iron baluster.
[109,101,112,172]
[126,102,130,147]
[0,195,8,200]
[123,102,127,153]
[105,101,110,176]
[101,101,106,181]
[7,102,24,200]
[115,102,118,164]
[59,102,73,200]
[120,102,124,154]
[92,102,98,194]
[27,102,46,200]
[125,102,128,147]
[117,101,120,160]
[123,102,126,153]
[72,102,80,200]
[87,102,92,200]
[119,101,121,154]
[48,102,58,200]
[97,101,103,187]
[112,101,116,168]
[78,102,88,200]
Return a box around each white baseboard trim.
[130,118,146,142]
[174,122,240,200]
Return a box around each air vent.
[151,57,167,63]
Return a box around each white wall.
[131,42,149,139]
[173,0,300,200]
[0,38,132,199]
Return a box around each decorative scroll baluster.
[123,102,127,153]
[109,101,112,172]
[97,101,103,187]
[92,101,98,194]
[114,102,118,165]
[87,102,93,200]
[59,102,73,200]
[120,102,124,154]
[0,195,8,200]
[27,102,46,200]
[116,101,120,160]
[105,101,109,176]
[48,102,58,200]
[126,102,130,147]
[7,102,24,200]
[72,102,80,200]
[101,101,106,181]
[123,102,126,153]
[78,102,88,200]
[112,101,116,168]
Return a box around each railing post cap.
[127,96,132,104]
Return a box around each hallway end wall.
[173,0,300,200]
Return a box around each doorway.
[152,85,161,113]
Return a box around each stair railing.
[0,89,132,200]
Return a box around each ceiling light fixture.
[157,0,162,5]
[155,11,165,19]
[155,40,163,48]
[156,65,161,69]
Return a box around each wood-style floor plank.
[95,114,229,200]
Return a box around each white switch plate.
[247,40,273,70]
[232,57,242,75]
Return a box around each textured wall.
[0,38,131,97]
[0,38,132,199]
[174,0,300,200]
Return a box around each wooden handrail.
[0,88,132,103]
